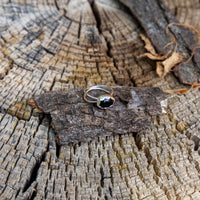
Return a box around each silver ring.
[84,85,115,109]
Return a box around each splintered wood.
[0,0,200,199]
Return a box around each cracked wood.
[1,0,200,199]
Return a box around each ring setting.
[84,85,115,109]
[97,95,115,109]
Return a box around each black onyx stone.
[98,96,115,109]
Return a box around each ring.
[84,85,115,109]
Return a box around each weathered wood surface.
[120,0,200,84]
[30,87,167,144]
[0,0,200,199]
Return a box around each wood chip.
[139,34,186,78]
[165,82,200,94]
[139,34,169,61]
[156,51,186,78]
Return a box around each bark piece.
[30,86,167,145]
[119,0,200,84]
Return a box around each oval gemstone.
[97,95,115,109]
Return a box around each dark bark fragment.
[119,0,200,84]
[30,86,167,145]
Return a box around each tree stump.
[0,0,200,199]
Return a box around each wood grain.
[120,0,200,84]
[0,0,200,199]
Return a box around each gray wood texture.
[0,0,200,199]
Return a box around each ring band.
[84,85,115,109]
